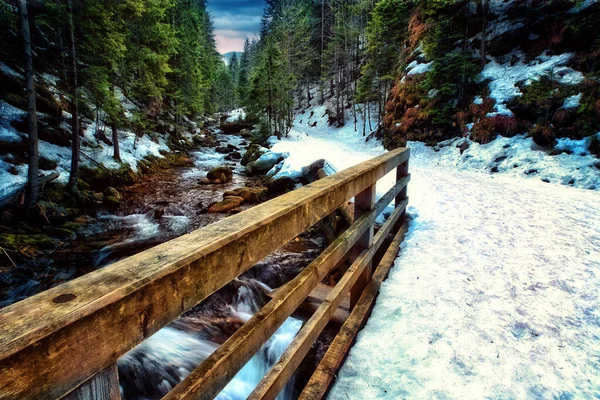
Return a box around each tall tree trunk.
[319,0,325,104]
[19,0,38,208]
[67,0,80,192]
[111,122,121,162]
[480,0,488,67]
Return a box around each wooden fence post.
[63,363,120,400]
[395,159,409,228]
[349,184,376,309]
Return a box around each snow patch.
[561,93,582,109]
[225,109,246,123]
[0,62,23,79]
[420,134,600,190]
[480,51,577,106]
[406,60,433,75]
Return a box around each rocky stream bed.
[0,129,342,399]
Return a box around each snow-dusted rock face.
[382,1,600,164]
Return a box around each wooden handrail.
[0,147,409,400]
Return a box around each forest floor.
[269,114,600,399]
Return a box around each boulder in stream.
[208,196,244,213]
[223,187,267,204]
[241,144,267,166]
[207,166,233,183]
[246,152,287,176]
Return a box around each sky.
[207,0,266,54]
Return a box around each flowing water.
[1,132,326,399]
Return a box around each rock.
[239,128,252,138]
[207,166,233,183]
[220,121,254,134]
[0,211,15,225]
[37,201,68,224]
[44,226,75,239]
[457,141,470,155]
[223,187,268,204]
[104,187,122,200]
[300,159,326,184]
[246,152,287,176]
[92,192,104,202]
[216,146,230,154]
[241,144,267,166]
[229,151,242,160]
[227,144,239,151]
[208,196,244,213]
[39,156,58,170]
[103,196,121,207]
[524,168,538,175]
[267,177,296,196]
[154,208,165,219]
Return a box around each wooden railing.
[0,147,410,400]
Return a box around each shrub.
[531,124,556,147]
[494,116,520,137]
[470,118,497,144]
[551,108,575,128]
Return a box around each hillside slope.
[382,0,600,172]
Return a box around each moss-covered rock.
[241,144,267,166]
[37,201,68,224]
[104,187,122,200]
[207,166,233,183]
[103,196,121,207]
[0,233,58,253]
[79,165,140,190]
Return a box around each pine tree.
[18,0,38,207]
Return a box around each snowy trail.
[270,120,600,399]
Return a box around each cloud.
[207,0,265,53]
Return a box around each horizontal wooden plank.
[299,219,410,400]
[163,176,410,400]
[249,200,406,400]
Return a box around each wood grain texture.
[299,219,410,400]
[248,200,406,400]
[62,364,120,400]
[349,184,375,309]
[0,148,409,400]
[164,176,410,400]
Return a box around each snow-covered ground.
[264,106,600,399]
